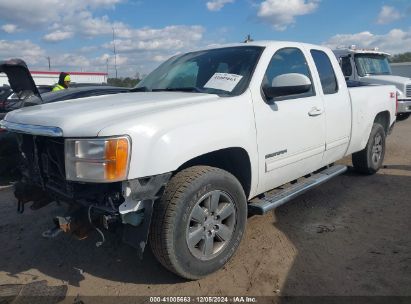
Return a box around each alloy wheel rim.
[371,133,383,166]
[186,190,236,261]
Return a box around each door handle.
[308,107,323,117]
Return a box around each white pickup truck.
[334,46,411,121]
[0,41,397,279]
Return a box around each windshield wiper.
[152,87,204,93]
[129,86,149,92]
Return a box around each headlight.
[65,136,130,182]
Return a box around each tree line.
[107,77,140,88]
[390,52,411,63]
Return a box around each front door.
[252,47,326,194]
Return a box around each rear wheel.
[149,166,247,279]
[352,123,386,174]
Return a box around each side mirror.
[263,73,312,101]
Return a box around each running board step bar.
[248,165,347,215]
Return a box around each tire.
[149,166,247,279]
[396,113,410,122]
[352,123,386,175]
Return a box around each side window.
[263,47,315,99]
[340,56,352,77]
[311,50,338,95]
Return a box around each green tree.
[107,77,140,87]
[390,52,411,63]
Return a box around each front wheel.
[352,123,386,174]
[149,166,247,279]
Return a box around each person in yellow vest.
[52,72,71,91]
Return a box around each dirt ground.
[0,119,410,300]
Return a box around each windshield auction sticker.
[204,73,243,92]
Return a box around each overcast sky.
[0,0,410,77]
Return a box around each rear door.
[310,48,351,165]
[252,46,326,194]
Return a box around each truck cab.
[334,46,411,120]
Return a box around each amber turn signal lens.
[105,138,129,180]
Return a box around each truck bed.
[345,84,396,155]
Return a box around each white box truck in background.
[334,46,411,121]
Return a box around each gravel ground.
[0,118,410,300]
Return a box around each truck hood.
[3,92,221,137]
[361,75,411,92]
[0,59,42,101]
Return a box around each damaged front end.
[10,132,171,257]
[0,58,172,257]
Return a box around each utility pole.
[112,26,118,79]
[46,56,51,70]
[106,58,109,77]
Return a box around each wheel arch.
[175,147,252,199]
[374,111,390,134]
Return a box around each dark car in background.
[0,59,130,178]
[0,85,13,114]
[0,85,53,118]
[1,85,129,118]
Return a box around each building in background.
[0,70,108,86]
[391,62,411,78]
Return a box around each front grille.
[406,85,411,98]
[20,135,71,196]
[16,133,127,208]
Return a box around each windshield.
[354,54,392,76]
[135,46,264,96]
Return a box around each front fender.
[98,92,259,182]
